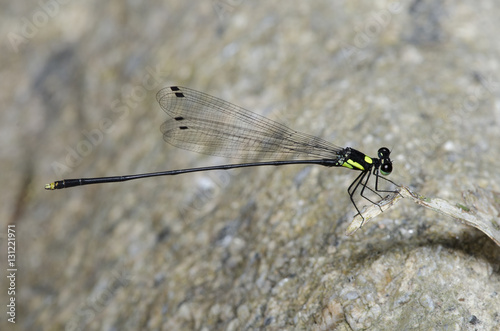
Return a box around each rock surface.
[2,1,500,330]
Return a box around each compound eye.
[378,147,391,159]
[380,162,392,176]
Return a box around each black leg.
[347,171,367,218]
[359,169,383,199]
[373,168,400,194]
[358,169,384,213]
[347,167,401,222]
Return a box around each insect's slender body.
[46,86,398,218]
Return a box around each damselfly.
[46,86,399,219]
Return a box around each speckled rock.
[3,1,500,330]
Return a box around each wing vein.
[157,86,342,161]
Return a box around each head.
[377,147,393,176]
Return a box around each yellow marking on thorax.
[342,159,366,171]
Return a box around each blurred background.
[1,1,500,330]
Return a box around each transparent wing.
[156,86,343,161]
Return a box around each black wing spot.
[170,86,180,91]
[179,126,189,130]
[175,92,185,98]
[174,116,185,121]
